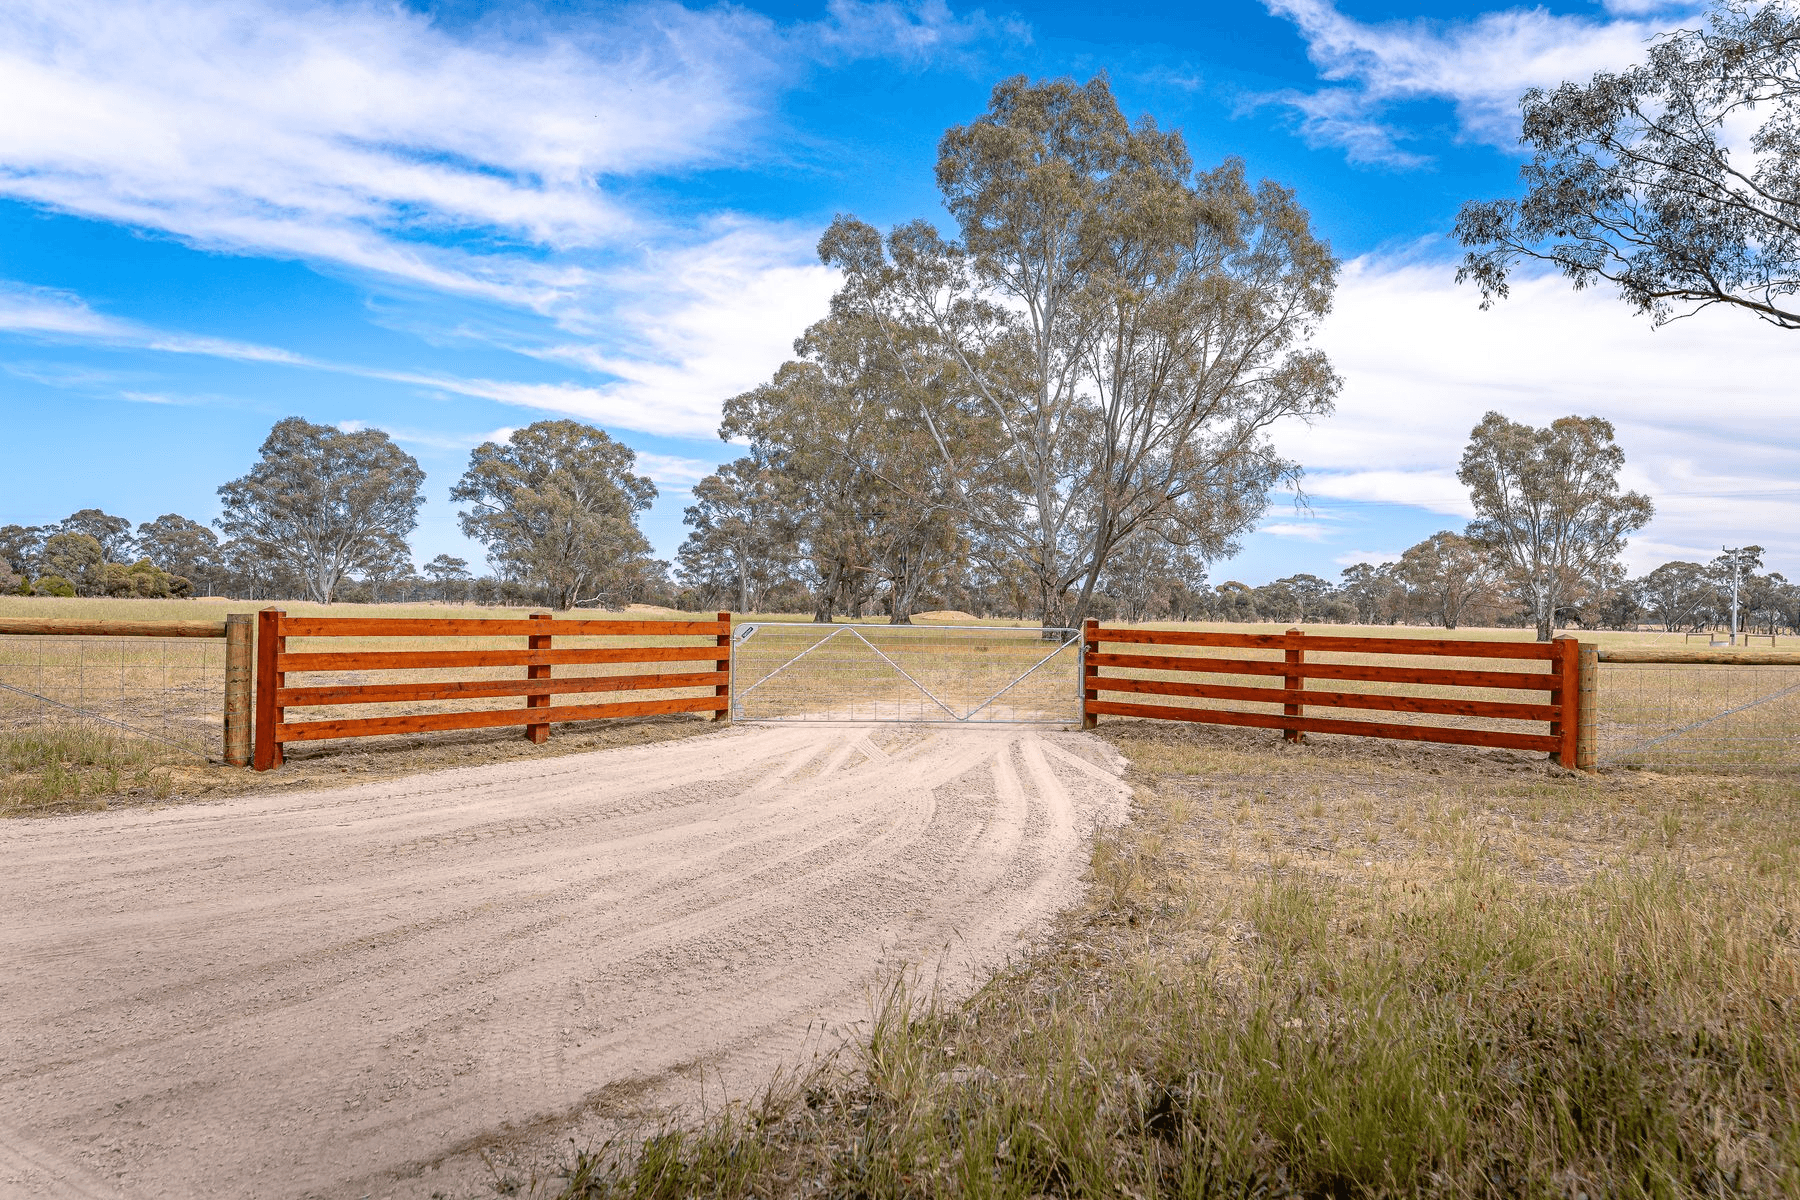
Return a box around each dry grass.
[551,723,1800,1199]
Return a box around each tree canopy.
[216,416,425,604]
[1458,413,1654,640]
[819,74,1338,627]
[1456,0,1800,328]
[451,420,659,611]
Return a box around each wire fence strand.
[0,635,225,758]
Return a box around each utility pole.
[1722,546,1748,646]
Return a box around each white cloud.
[633,452,714,486]
[0,0,972,443]
[516,222,840,436]
[1304,469,1472,517]
[1258,521,1333,540]
[1278,252,1800,571]
[0,249,833,441]
[0,0,1012,312]
[1257,0,1689,165]
[809,0,1028,63]
[0,280,310,364]
[0,0,784,306]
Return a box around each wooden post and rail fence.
[1079,622,1800,771]
[2,614,1797,771]
[251,610,733,770]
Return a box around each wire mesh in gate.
[1597,663,1800,772]
[731,623,1082,724]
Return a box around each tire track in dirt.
[0,724,1128,1200]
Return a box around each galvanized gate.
[731,622,1083,724]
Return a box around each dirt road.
[0,723,1129,1199]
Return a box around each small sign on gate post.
[1082,619,1099,729]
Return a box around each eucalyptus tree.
[676,457,796,614]
[1398,531,1499,630]
[718,309,979,623]
[59,509,136,562]
[1099,528,1210,623]
[0,525,48,579]
[136,513,221,590]
[452,420,657,611]
[821,74,1339,629]
[1456,0,1800,328]
[1458,413,1653,641]
[216,418,424,605]
[422,554,471,603]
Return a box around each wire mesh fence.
[0,635,225,760]
[1596,664,1800,772]
[732,623,1083,724]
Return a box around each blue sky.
[3,0,1797,585]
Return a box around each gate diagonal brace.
[846,627,962,720]
[1601,678,1800,765]
[731,625,850,717]
[961,632,1081,722]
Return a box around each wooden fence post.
[1551,634,1579,768]
[223,612,253,767]
[1576,641,1598,771]
[1283,628,1305,743]
[525,613,552,743]
[714,611,732,721]
[1082,619,1099,729]
[253,608,284,771]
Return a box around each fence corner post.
[714,611,732,721]
[1551,634,1580,769]
[224,612,253,767]
[1283,628,1305,743]
[1576,641,1598,771]
[1081,618,1099,729]
[253,607,284,771]
[525,613,552,744]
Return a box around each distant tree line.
[1,415,676,611]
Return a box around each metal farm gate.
[730,623,1083,724]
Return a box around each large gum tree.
[216,417,424,605]
[820,75,1339,629]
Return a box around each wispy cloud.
[0,0,778,306]
[0,0,1013,310]
[0,269,831,440]
[634,452,714,486]
[807,0,1028,64]
[0,281,309,363]
[1254,0,1687,166]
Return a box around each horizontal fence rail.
[1083,623,1579,766]
[254,610,731,769]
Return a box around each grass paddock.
[550,723,1799,1199]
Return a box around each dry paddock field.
[2,599,1798,1197]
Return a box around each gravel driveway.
[1,722,1128,1199]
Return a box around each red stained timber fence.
[253,610,732,770]
[1081,623,1583,768]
